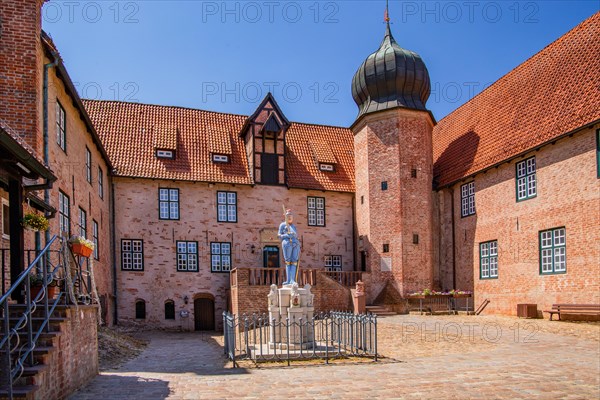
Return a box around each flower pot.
[71,243,93,257]
[30,285,58,300]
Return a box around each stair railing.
[0,235,64,399]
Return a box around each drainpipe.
[43,52,59,251]
[38,51,60,276]
[111,179,118,325]
[449,187,456,290]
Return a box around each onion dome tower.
[351,7,431,118]
[352,2,435,300]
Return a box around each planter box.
[71,243,93,258]
[517,303,538,318]
[453,294,472,298]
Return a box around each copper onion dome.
[352,19,431,118]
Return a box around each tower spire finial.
[384,0,390,24]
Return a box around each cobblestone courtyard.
[71,315,600,400]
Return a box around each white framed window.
[58,191,70,236]
[217,191,237,223]
[540,227,566,274]
[211,242,231,272]
[516,157,537,201]
[308,196,325,226]
[159,188,179,220]
[461,181,476,217]
[98,167,104,199]
[85,147,92,184]
[319,163,334,172]
[213,154,229,163]
[121,239,143,271]
[56,101,66,151]
[176,241,198,272]
[325,255,342,271]
[479,240,498,279]
[1,199,9,240]
[156,149,174,159]
[92,220,99,260]
[78,207,87,238]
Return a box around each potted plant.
[69,236,95,258]
[29,274,59,300]
[22,213,50,232]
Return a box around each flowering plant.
[449,290,472,295]
[22,213,49,232]
[69,236,95,250]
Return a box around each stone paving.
[70,315,600,400]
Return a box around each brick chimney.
[0,0,45,154]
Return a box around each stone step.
[365,305,397,317]
[0,384,38,400]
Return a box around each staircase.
[0,305,68,400]
[365,304,397,317]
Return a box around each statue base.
[267,283,315,350]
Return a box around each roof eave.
[435,119,600,190]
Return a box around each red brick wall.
[32,306,99,400]
[353,108,435,303]
[44,61,114,324]
[0,0,44,154]
[439,125,600,315]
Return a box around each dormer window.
[156,149,174,159]
[319,163,335,172]
[213,154,229,163]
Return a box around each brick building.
[2,0,598,333]
[1,0,114,321]
[84,94,355,330]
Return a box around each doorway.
[194,297,215,331]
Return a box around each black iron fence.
[223,311,378,367]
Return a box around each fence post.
[374,315,378,362]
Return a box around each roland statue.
[278,208,301,285]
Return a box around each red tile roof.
[433,12,600,187]
[83,100,355,192]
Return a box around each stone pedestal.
[268,283,314,350]
[353,280,366,314]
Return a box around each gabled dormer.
[208,127,232,163]
[309,141,338,172]
[153,124,178,160]
[240,93,290,185]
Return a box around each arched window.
[135,299,146,319]
[165,300,175,320]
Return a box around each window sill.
[516,195,537,203]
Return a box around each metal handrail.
[1,235,62,399]
[0,236,58,305]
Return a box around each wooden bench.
[544,304,600,321]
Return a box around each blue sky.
[42,1,598,127]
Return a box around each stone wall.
[437,125,600,315]
[231,268,353,317]
[114,178,355,331]
[32,305,99,400]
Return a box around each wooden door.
[194,298,215,331]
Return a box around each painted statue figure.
[278,209,301,285]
